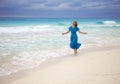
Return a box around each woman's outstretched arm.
[78,30,87,34]
[62,30,70,35]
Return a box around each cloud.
[79,0,120,10]
[0,0,120,17]
[0,0,119,10]
[25,2,81,11]
[80,2,104,9]
[22,0,120,11]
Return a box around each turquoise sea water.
[0,18,120,76]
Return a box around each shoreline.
[0,45,120,84]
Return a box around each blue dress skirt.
[69,26,81,49]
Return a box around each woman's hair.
[73,21,78,27]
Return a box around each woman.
[62,21,87,55]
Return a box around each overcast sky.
[0,0,120,18]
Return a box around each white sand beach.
[1,47,120,84]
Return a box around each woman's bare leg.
[74,49,77,55]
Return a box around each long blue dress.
[69,26,81,49]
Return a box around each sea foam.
[0,25,56,34]
[103,20,117,25]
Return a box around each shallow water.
[0,18,120,76]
